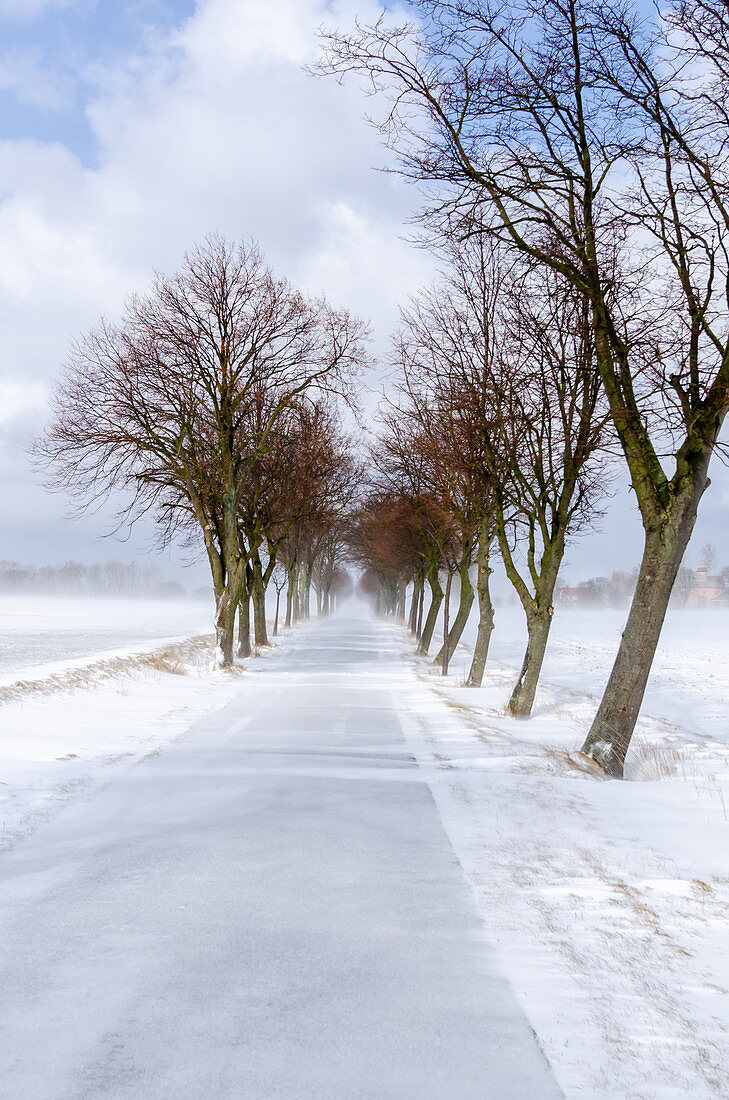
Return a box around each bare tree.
[385,334,497,681]
[235,396,356,646]
[270,562,288,636]
[319,0,729,773]
[273,405,360,629]
[347,488,443,622]
[700,542,717,575]
[394,240,607,712]
[36,236,366,666]
[370,419,460,653]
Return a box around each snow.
[396,603,729,1098]
[0,595,213,675]
[1,595,728,1096]
[0,613,561,1099]
[0,596,241,853]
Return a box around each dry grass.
[442,697,477,716]
[542,744,610,778]
[144,653,187,675]
[0,634,215,708]
[626,739,692,781]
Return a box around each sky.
[0,0,725,589]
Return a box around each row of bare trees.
[352,240,607,708]
[32,0,729,779]
[320,0,729,776]
[37,236,364,665]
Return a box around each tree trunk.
[215,587,238,667]
[418,563,443,655]
[581,490,703,776]
[508,607,553,717]
[467,527,495,687]
[408,577,421,634]
[213,544,247,668]
[251,566,268,647]
[274,590,281,636]
[302,561,313,619]
[284,565,294,628]
[495,507,565,718]
[441,569,453,676]
[435,552,474,666]
[416,581,425,639]
[237,593,251,658]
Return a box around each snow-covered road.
[0,611,560,1099]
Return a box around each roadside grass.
[0,635,215,707]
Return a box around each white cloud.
[0,0,430,370]
[0,0,723,576]
[0,381,46,423]
[0,0,433,561]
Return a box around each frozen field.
[0,595,214,678]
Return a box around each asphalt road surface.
[0,612,562,1099]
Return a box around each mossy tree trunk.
[417,559,443,655]
[434,550,474,667]
[416,582,425,639]
[581,295,723,774]
[494,500,566,717]
[237,589,252,658]
[251,554,269,647]
[467,521,496,687]
[409,576,423,634]
[581,445,710,775]
[440,567,454,676]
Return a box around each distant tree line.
[0,560,187,599]
[557,572,639,610]
[561,543,729,608]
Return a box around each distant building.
[686,567,727,609]
[556,585,592,606]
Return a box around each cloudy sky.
[0,0,725,587]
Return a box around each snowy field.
[0,595,214,676]
[1,596,728,1096]
[400,603,729,1098]
[453,604,729,754]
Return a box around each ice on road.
[0,612,560,1099]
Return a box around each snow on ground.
[2,593,728,1097]
[0,595,285,855]
[0,595,214,675]
[395,605,729,1099]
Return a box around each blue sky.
[0,1,195,164]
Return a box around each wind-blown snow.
[397,604,729,1098]
[1,595,728,1097]
[0,596,237,851]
